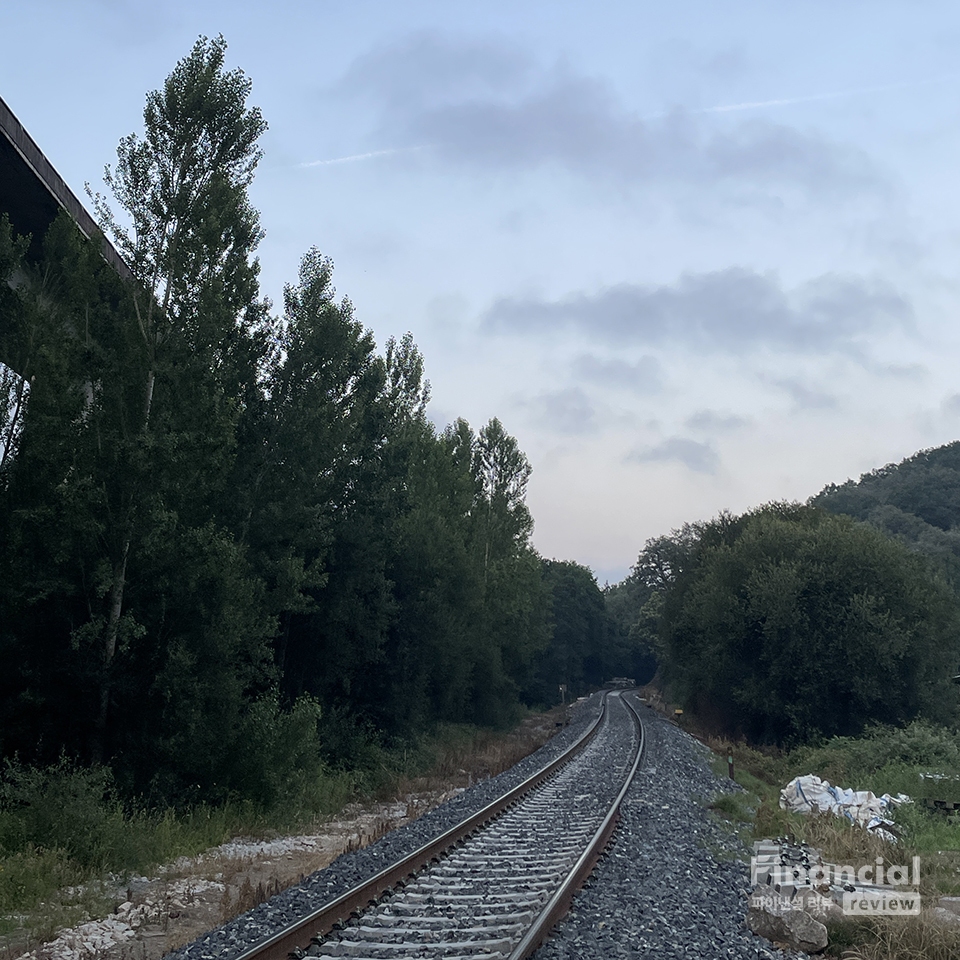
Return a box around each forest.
[0,37,637,810]
[611,449,960,746]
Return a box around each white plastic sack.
[780,775,909,839]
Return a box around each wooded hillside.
[609,444,960,744]
[813,440,960,587]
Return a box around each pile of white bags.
[780,775,909,840]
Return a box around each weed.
[0,705,564,953]
[709,792,754,823]
[836,914,960,960]
[697,720,960,960]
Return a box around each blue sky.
[6,1,960,582]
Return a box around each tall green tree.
[381,413,483,730]
[467,419,548,722]
[474,418,532,583]
[528,560,607,703]
[85,35,270,761]
[0,215,119,762]
[245,249,390,720]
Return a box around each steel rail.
[507,691,646,959]
[232,695,611,960]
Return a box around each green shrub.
[0,758,130,871]
[226,692,326,807]
[0,845,80,923]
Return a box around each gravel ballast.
[534,697,801,960]
[167,695,605,960]
[167,694,800,960]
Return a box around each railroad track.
[233,692,645,960]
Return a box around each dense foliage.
[813,440,960,588]
[615,504,960,744]
[0,38,638,807]
[524,560,640,704]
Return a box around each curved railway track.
[233,692,645,960]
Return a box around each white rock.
[747,895,828,954]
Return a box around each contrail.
[300,148,402,167]
[701,74,958,115]
[300,145,429,167]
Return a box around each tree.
[814,441,960,590]
[380,415,481,729]
[229,249,399,750]
[474,417,533,583]
[658,504,960,743]
[0,215,117,763]
[467,419,547,722]
[85,34,270,762]
[0,37,562,803]
[528,560,611,703]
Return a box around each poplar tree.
[87,35,269,762]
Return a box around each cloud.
[873,362,927,381]
[627,437,720,474]
[572,354,664,394]
[340,32,531,109]
[942,394,960,416]
[685,410,749,432]
[526,387,597,435]
[338,32,879,194]
[768,377,838,410]
[484,268,910,354]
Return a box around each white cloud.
[685,410,749,432]
[572,354,664,394]
[525,387,597,435]
[767,376,839,410]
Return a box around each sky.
[5,0,960,583]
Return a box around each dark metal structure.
[0,93,129,278]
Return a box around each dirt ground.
[7,706,569,960]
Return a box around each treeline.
[0,38,633,807]
[611,501,960,745]
[813,440,960,587]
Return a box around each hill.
[812,440,960,586]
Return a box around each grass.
[0,706,563,951]
[709,792,754,823]
[835,915,960,960]
[706,727,960,858]
[0,780,351,946]
[695,722,960,959]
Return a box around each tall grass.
[709,722,960,854]
[705,721,960,959]
[0,756,355,937]
[0,707,560,943]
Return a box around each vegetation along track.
[234,692,644,960]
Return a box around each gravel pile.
[535,698,803,960]
[167,695,604,960]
